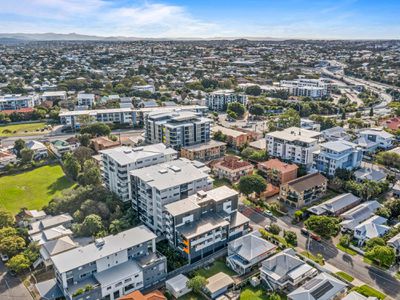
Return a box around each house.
[20,209,47,224]
[204,272,234,299]
[26,140,48,160]
[212,125,252,149]
[180,140,227,162]
[213,156,254,182]
[353,215,390,246]
[354,167,386,182]
[308,193,361,216]
[31,225,73,245]
[266,127,321,168]
[311,140,363,176]
[0,147,18,168]
[226,231,276,275]
[301,119,321,132]
[165,274,191,299]
[91,136,120,152]
[340,201,382,232]
[257,158,298,185]
[119,290,166,300]
[37,236,78,268]
[383,117,400,131]
[358,129,394,151]
[321,126,351,142]
[279,173,328,208]
[288,272,347,300]
[260,249,318,290]
[51,226,167,300]
[50,139,79,157]
[28,214,73,237]
[388,232,400,258]
[393,181,400,198]
[342,291,378,300]
[164,186,250,263]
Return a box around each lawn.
[0,164,74,213]
[195,259,236,278]
[351,285,386,299]
[0,122,49,137]
[178,292,204,300]
[300,251,325,265]
[240,286,269,300]
[335,271,354,282]
[336,243,357,256]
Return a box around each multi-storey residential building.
[51,226,167,300]
[312,140,363,176]
[0,94,40,110]
[144,111,211,150]
[279,173,328,208]
[213,156,254,182]
[280,79,328,98]
[59,105,208,129]
[257,158,298,186]
[41,91,67,103]
[100,144,178,202]
[266,127,321,168]
[77,93,96,108]
[205,90,248,111]
[180,140,227,162]
[130,158,213,234]
[212,125,252,149]
[164,186,250,263]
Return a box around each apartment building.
[358,129,394,151]
[279,173,328,208]
[180,140,227,162]
[312,140,363,176]
[100,144,178,202]
[51,226,167,300]
[130,158,213,234]
[77,93,96,108]
[144,111,211,150]
[280,79,328,98]
[213,156,254,182]
[205,90,248,111]
[164,186,250,263]
[132,84,155,93]
[41,91,67,103]
[0,94,40,111]
[257,158,298,186]
[212,125,252,149]
[266,127,321,168]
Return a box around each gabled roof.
[354,215,389,239]
[229,231,276,261]
[205,272,234,294]
[41,236,77,257]
[308,193,360,215]
[284,173,327,192]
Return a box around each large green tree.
[6,254,31,273]
[187,275,208,294]
[365,245,395,267]
[227,102,246,118]
[238,174,266,196]
[63,152,81,180]
[0,236,26,257]
[304,215,340,239]
[14,139,26,157]
[77,160,102,186]
[80,123,111,137]
[0,210,14,228]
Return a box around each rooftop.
[258,158,298,173]
[205,272,234,294]
[284,173,327,192]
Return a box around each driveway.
[0,262,32,300]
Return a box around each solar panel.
[311,281,334,299]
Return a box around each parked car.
[1,253,9,262]
[301,228,309,236]
[310,233,322,242]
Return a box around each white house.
[358,129,394,151]
[26,140,48,160]
[353,215,390,246]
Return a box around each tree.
[267,293,282,300]
[63,152,81,180]
[0,227,18,240]
[78,160,101,186]
[78,214,104,237]
[213,130,227,142]
[109,219,130,234]
[365,237,385,251]
[80,123,111,137]
[238,174,266,196]
[73,146,94,166]
[272,108,300,130]
[77,133,92,147]
[6,254,30,274]
[365,245,395,267]
[304,215,340,239]
[187,275,208,294]
[269,224,281,235]
[0,236,26,257]
[0,209,14,228]
[14,139,26,157]
[334,168,352,181]
[20,148,34,163]
[227,102,245,118]
[284,230,297,246]
[249,104,264,116]
[245,85,262,96]
[339,234,351,247]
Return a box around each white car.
[1,253,9,262]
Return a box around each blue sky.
[0,0,399,39]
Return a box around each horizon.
[1,0,400,39]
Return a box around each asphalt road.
[0,262,32,300]
[239,204,400,299]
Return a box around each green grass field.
[336,243,357,256]
[335,271,354,282]
[351,285,386,299]
[0,164,74,213]
[195,259,236,278]
[0,122,49,137]
[240,286,269,300]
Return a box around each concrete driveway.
[0,262,32,300]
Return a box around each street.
[239,204,400,299]
[0,262,32,300]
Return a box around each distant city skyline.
[0,0,399,39]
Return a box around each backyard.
[0,122,50,137]
[0,164,75,213]
[195,258,236,278]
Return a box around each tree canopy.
[304,215,340,239]
[238,174,266,195]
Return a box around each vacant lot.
[0,164,74,213]
[0,122,49,137]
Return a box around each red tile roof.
[258,158,298,173]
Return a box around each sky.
[0,0,399,39]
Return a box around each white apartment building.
[77,93,96,108]
[100,144,178,202]
[266,127,321,167]
[144,110,211,150]
[205,90,248,111]
[0,94,40,111]
[280,79,328,98]
[132,84,155,93]
[41,91,67,103]
[130,158,213,235]
[312,140,363,176]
